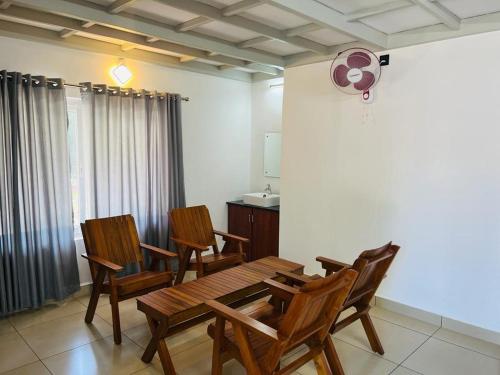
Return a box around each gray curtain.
[79,84,185,255]
[0,71,80,316]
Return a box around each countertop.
[227,200,280,212]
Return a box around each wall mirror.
[264,132,281,178]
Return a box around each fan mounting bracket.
[379,54,390,66]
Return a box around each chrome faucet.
[264,184,272,195]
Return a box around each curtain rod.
[1,75,190,102]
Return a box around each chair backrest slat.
[268,268,358,368]
[348,242,400,306]
[170,205,216,247]
[81,215,143,266]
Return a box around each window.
[67,95,83,239]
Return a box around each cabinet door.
[252,208,279,260]
[227,204,253,259]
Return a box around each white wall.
[0,36,252,285]
[250,78,283,193]
[280,31,500,333]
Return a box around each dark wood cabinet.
[227,201,279,261]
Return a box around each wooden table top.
[137,256,303,324]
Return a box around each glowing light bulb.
[110,63,132,85]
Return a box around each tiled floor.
[1,292,500,374]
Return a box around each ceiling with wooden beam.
[1,0,500,81]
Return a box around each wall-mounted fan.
[330,48,382,101]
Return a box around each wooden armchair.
[280,242,400,355]
[206,268,358,375]
[170,205,248,284]
[81,214,177,344]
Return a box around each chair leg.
[324,335,345,375]
[195,250,204,279]
[360,312,384,355]
[175,248,192,285]
[85,268,106,324]
[233,324,262,375]
[313,352,333,375]
[109,285,122,345]
[211,316,225,375]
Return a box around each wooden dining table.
[136,256,304,374]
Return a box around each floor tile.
[124,321,210,356]
[170,339,224,375]
[1,361,51,375]
[0,318,15,335]
[390,366,422,375]
[137,358,248,375]
[334,316,429,363]
[18,311,113,359]
[96,299,147,331]
[371,306,440,336]
[287,340,397,375]
[43,335,148,375]
[76,294,110,308]
[433,328,500,360]
[133,340,244,375]
[403,337,500,375]
[0,332,38,373]
[336,307,357,322]
[8,300,86,330]
[132,340,302,375]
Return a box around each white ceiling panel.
[242,4,310,29]
[438,0,500,19]
[361,5,440,34]
[136,45,184,57]
[254,39,307,55]
[127,1,198,25]
[301,28,355,46]
[195,21,261,42]
[315,0,394,15]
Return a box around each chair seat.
[189,252,244,272]
[208,300,282,360]
[107,271,173,296]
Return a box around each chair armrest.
[81,253,123,272]
[316,256,351,272]
[213,230,249,243]
[170,237,210,251]
[140,243,177,259]
[264,278,300,301]
[276,271,314,286]
[206,300,279,342]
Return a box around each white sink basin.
[242,193,280,208]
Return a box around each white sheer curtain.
[78,84,185,252]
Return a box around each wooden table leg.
[142,317,159,362]
[142,317,177,375]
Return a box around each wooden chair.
[279,242,400,356]
[81,214,177,344]
[206,268,358,375]
[170,205,248,284]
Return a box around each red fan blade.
[347,51,371,69]
[354,71,375,91]
[332,64,350,87]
